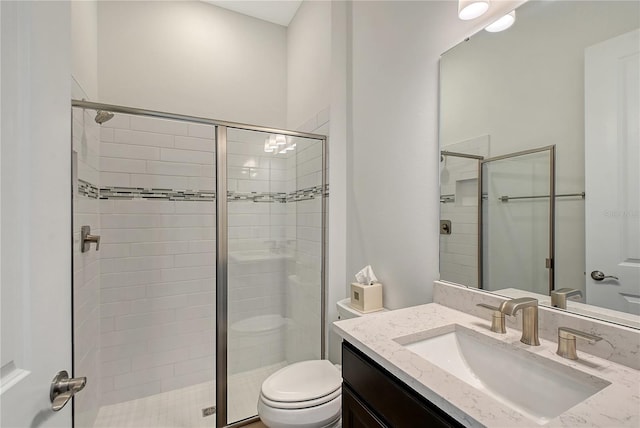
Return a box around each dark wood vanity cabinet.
[342,341,464,428]
[342,385,386,428]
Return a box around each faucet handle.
[556,327,602,360]
[81,225,101,252]
[476,303,506,334]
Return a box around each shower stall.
[71,100,327,428]
[479,146,556,295]
[440,145,559,294]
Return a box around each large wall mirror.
[439,0,639,329]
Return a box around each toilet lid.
[261,360,341,403]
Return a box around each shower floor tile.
[92,361,286,428]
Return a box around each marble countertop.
[333,303,640,427]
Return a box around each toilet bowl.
[229,314,287,374]
[257,360,342,428]
[257,298,387,427]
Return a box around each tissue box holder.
[350,282,383,313]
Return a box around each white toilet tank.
[336,297,387,320]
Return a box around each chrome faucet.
[550,288,583,309]
[499,297,540,346]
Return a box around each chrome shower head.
[95,110,114,124]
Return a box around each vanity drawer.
[342,340,463,428]
[343,384,386,428]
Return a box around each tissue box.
[350,282,383,313]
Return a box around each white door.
[1,2,73,426]
[585,29,640,314]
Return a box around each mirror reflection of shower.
[440,152,449,183]
[94,110,114,124]
[438,146,486,289]
[439,145,558,295]
[439,150,484,204]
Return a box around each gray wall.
[346,0,523,309]
[97,1,287,128]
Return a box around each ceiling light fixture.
[458,0,490,20]
[485,11,516,32]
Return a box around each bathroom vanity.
[342,341,462,427]
[334,283,640,427]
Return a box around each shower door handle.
[50,370,86,411]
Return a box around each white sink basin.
[395,325,610,425]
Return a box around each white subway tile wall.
[101,200,215,404]
[72,107,102,428]
[100,118,215,192]
[97,115,216,405]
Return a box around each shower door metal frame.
[216,125,229,427]
[477,145,556,293]
[70,100,328,428]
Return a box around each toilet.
[257,298,387,428]
[257,359,342,428]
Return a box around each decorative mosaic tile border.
[287,185,326,202]
[78,180,328,203]
[101,187,215,201]
[78,179,99,199]
[228,192,286,203]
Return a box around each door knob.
[50,370,86,411]
[590,270,619,281]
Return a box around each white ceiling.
[203,1,302,27]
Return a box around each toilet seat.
[261,360,342,403]
[260,387,341,410]
[258,360,342,428]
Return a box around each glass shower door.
[72,105,217,428]
[480,146,555,295]
[223,127,325,425]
